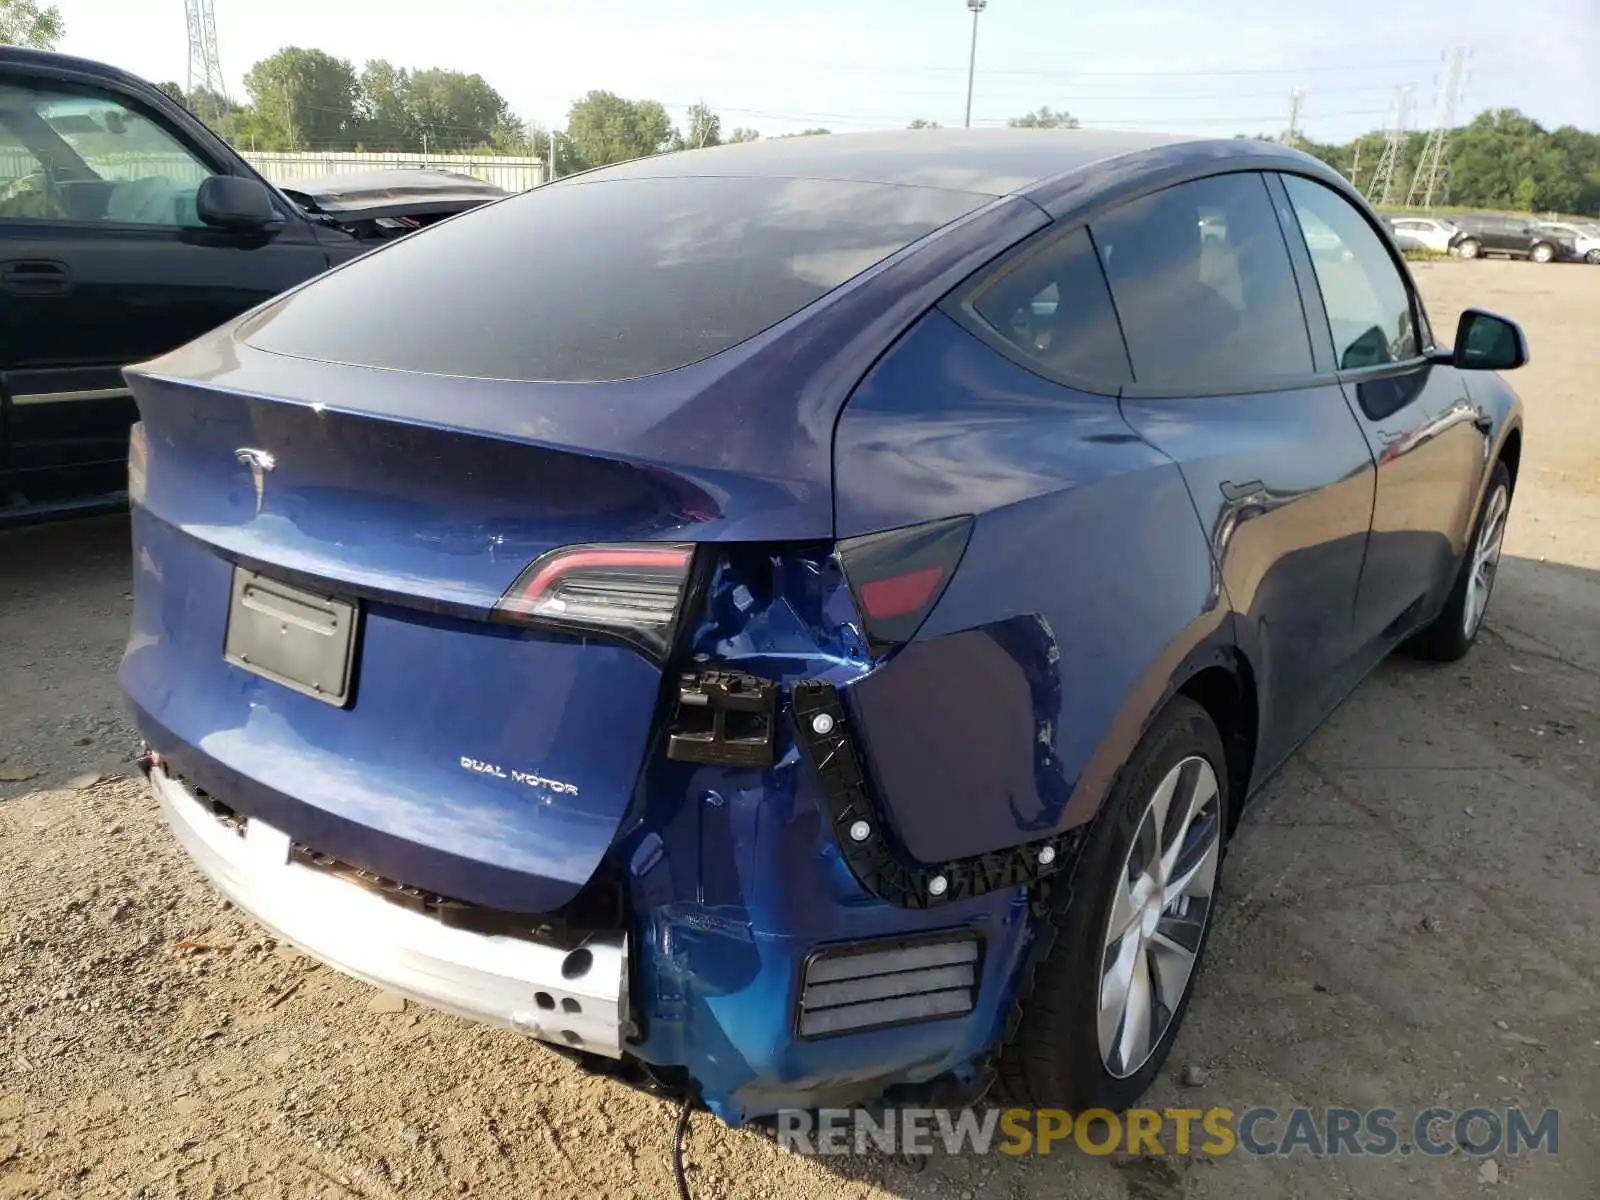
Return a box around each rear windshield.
[245,175,984,382]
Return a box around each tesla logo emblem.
[235,447,275,514]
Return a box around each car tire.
[1405,460,1511,662]
[1585,249,1600,265]
[1456,238,1481,259]
[1530,242,1556,264]
[993,696,1229,1111]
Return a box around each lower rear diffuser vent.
[797,934,979,1039]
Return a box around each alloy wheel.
[1097,755,1222,1078]
[1532,244,1554,263]
[1464,484,1508,638]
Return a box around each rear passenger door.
[1483,217,1521,256]
[1275,173,1488,652]
[1102,172,1378,773]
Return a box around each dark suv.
[1449,214,1576,263]
[0,48,503,523]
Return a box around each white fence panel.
[245,151,545,192]
[0,148,545,193]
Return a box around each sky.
[56,0,1600,145]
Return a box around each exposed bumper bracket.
[791,679,1081,909]
[667,669,778,767]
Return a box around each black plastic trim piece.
[794,928,984,1041]
[666,669,778,767]
[791,679,1083,909]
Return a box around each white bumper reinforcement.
[150,765,629,1056]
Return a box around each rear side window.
[968,227,1131,387]
[244,175,984,382]
[1090,172,1313,389]
[1281,174,1418,370]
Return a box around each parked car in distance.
[0,48,507,523]
[1533,220,1600,264]
[1448,213,1576,262]
[1384,214,1458,254]
[279,169,508,243]
[123,130,1526,1126]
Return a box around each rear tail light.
[493,543,694,656]
[836,516,972,654]
[127,420,148,506]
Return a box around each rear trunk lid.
[122,353,737,913]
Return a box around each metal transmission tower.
[184,0,229,126]
[1407,46,1469,209]
[1282,87,1305,148]
[1367,85,1414,207]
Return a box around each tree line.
[135,46,1600,217]
[150,48,1090,172]
[1299,110,1600,216]
[3,11,1594,215]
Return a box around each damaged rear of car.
[122,133,1256,1123]
[279,168,509,242]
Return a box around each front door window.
[0,83,213,226]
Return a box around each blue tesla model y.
[122,130,1526,1124]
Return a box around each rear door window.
[1089,172,1313,389]
[244,175,985,382]
[967,226,1132,388]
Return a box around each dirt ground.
[2,259,1597,1199]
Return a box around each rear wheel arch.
[1499,425,1523,495]
[1174,656,1259,829]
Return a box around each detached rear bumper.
[149,763,629,1057]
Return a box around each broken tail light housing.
[493,543,695,657]
[836,516,973,654]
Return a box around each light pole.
[964,0,987,129]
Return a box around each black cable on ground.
[672,1089,698,1200]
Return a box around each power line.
[657,54,1442,79]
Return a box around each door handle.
[0,259,72,297]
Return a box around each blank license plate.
[224,568,359,706]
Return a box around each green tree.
[0,0,62,49]
[565,91,674,166]
[1007,107,1079,129]
[680,102,722,150]
[357,59,412,148]
[1512,175,1539,212]
[243,47,362,150]
[777,127,831,137]
[907,118,943,129]
[151,80,244,139]
[726,127,760,143]
[405,68,518,151]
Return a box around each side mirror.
[196,175,284,235]
[1452,309,1528,372]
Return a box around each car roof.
[561,127,1197,198]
